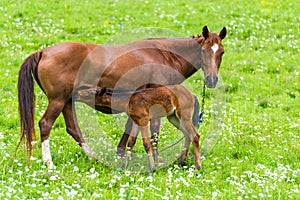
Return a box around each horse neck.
[158,39,203,78]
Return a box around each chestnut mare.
[76,85,201,173]
[17,26,226,168]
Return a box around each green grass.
[0,0,299,199]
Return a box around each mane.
[146,37,167,40]
[189,34,205,44]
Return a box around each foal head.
[76,86,111,105]
[192,26,226,88]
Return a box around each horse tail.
[16,51,43,160]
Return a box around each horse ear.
[202,26,209,39]
[219,27,226,40]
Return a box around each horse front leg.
[121,122,139,169]
[167,114,190,166]
[116,117,133,157]
[182,120,202,170]
[62,101,98,160]
[150,118,163,164]
[39,100,66,169]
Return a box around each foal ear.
[219,27,226,40]
[202,26,209,39]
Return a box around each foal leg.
[140,125,156,174]
[117,118,162,158]
[62,101,98,160]
[39,100,65,169]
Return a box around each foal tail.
[16,51,43,160]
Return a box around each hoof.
[116,148,125,158]
[120,161,127,170]
[46,161,55,170]
[195,164,203,171]
[178,160,186,167]
[149,166,156,175]
[154,155,165,166]
[82,143,99,160]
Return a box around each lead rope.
[160,80,206,153]
[198,80,206,124]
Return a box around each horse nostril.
[205,75,218,88]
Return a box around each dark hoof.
[195,164,203,171]
[116,148,125,157]
[178,160,186,167]
[120,161,127,170]
[154,155,165,165]
[149,166,156,175]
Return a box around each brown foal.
[76,85,201,173]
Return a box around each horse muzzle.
[205,75,218,88]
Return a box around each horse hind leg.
[39,100,66,169]
[62,101,98,160]
[150,119,164,165]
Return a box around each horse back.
[37,42,97,99]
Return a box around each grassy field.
[0,0,299,199]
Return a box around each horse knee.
[39,118,52,141]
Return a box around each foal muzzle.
[205,75,218,88]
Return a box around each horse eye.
[221,52,225,56]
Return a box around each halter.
[198,80,206,124]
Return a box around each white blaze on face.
[211,43,219,54]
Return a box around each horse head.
[193,26,226,88]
